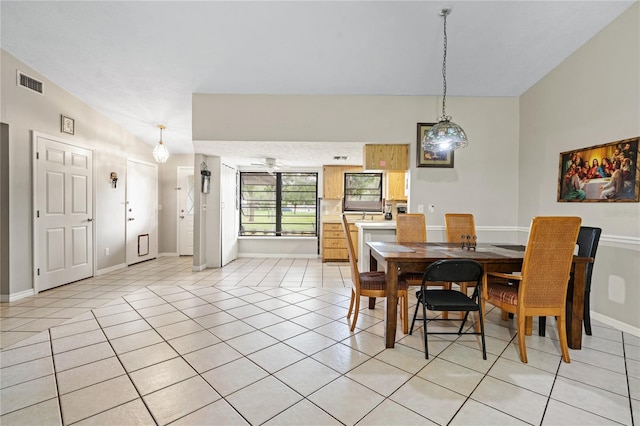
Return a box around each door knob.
[180,216,185,219]
[87,218,94,222]
[128,218,135,221]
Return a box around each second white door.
[126,159,158,265]
[177,167,194,255]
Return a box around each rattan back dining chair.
[482,216,581,363]
[342,214,409,333]
[445,213,476,247]
[538,226,601,336]
[396,213,427,244]
[409,259,486,359]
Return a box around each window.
[240,172,318,236]
[343,172,383,212]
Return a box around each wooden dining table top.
[367,241,592,349]
[367,241,527,262]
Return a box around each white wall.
[0,50,166,296]
[519,4,640,331]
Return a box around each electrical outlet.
[428,204,435,213]
[417,204,424,213]
[105,248,110,256]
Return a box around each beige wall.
[193,94,521,230]
[0,50,177,296]
[519,4,639,330]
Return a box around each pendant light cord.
[441,11,448,119]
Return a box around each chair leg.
[501,310,509,321]
[538,316,546,336]
[459,282,467,319]
[409,296,420,335]
[584,295,592,336]
[517,313,528,363]
[350,292,361,332]
[422,297,429,359]
[557,315,571,363]
[402,295,409,334]
[347,289,355,319]
[525,316,533,335]
[478,308,487,360]
[442,282,450,319]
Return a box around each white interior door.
[126,159,158,265]
[221,164,238,266]
[35,134,93,292]
[177,167,194,255]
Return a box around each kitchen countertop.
[322,215,385,224]
[354,220,396,229]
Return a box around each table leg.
[368,254,378,309]
[567,259,587,349]
[385,260,398,348]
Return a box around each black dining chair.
[409,259,486,359]
[538,226,601,336]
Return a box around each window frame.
[343,172,384,213]
[239,171,318,237]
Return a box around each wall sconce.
[110,172,118,188]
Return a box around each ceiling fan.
[250,157,287,173]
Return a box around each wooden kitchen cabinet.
[386,171,406,201]
[322,222,358,262]
[363,144,409,171]
[323,165,362,199]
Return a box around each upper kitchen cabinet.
[323,165,362,199]
[363,144,409,171]
[386,171,406,201]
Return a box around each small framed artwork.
[61,115,74,135]
[557,136,639,202]
[416,122,454,168]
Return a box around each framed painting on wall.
[558,136,639,202]
[416,122,454,168]
[61,115,74,135]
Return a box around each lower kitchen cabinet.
[322,222,358,262]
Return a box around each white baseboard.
[159,252,179,257]
[590,312,640,337]
[1,288,35,302]
[192,264,207,271]
[238,253,319,259]
[96,263,127,276]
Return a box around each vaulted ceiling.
[1,1,635,167]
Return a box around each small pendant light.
[153,124,170,163]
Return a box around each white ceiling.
[1,1,635,168]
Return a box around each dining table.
[367,241,593,349]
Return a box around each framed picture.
[61,115,74,135]
[557,136,639,202]
[416,122,454,168]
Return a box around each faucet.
[361,212,366,220]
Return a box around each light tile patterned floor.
[1,256,638,425]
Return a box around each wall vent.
[16,70,44,94]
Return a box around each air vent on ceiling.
[17,70,44,94]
